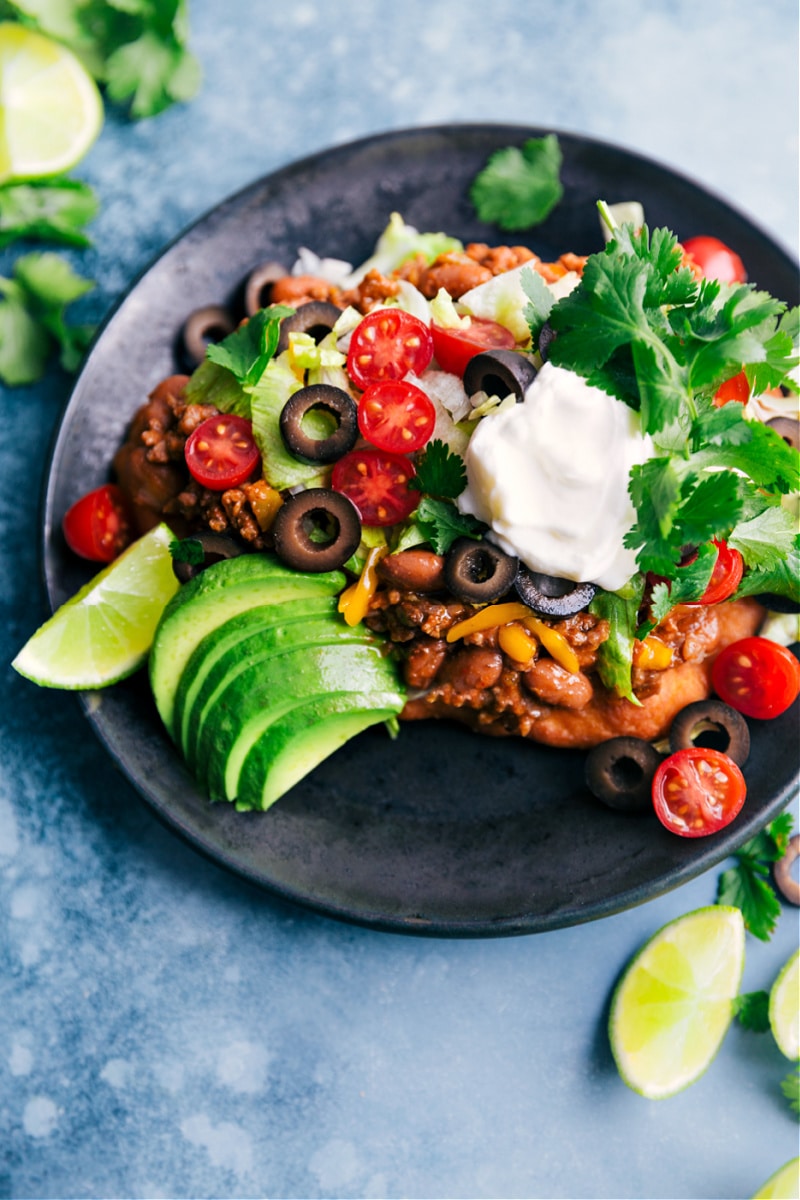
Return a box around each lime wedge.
[751,1158,800,1200]
[609,905,745,1099]
[12,523,180,689]
[0,22,103,183]
[770,949,800,1061]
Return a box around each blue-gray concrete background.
[1,2,798,1197]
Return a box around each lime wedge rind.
[769,948,800,1062]
[751,1157,800,1200]
[609,905,746,1100]
[12,524,179,690]
[0,21,103,183]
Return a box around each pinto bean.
[437,646,504,693]
[418,253,493,299]
[403,638,448,689]
[523,658,593,710]
[377,549,446,593]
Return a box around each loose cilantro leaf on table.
[781,1066,800,1118]
[733,990,771,1032]
[0,252,94,384]
[470,135,563,231]
[0,178,98,248]
[716,812,794,940]
[7,0,201,118]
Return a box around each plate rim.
[41,121,800,937]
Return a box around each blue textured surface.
[1,2,799,1197]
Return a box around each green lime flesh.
[149,553,345,733]
[194,639,403,802]
[173,596,341,752]
[234,691,405,812]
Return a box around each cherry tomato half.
[431,317,516,377]
[331,447,418,527]
[357,380,436,454]
[711,637,800,720]
[652,747,746,838]
[62,483,133,563]
[687,540,744,606]
[682,236,747,284]
[184,413,260,490]
[346,309,434,390]
[714,370,750,406]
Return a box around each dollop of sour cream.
[458,362,654,592]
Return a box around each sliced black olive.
[243,261,288,316]
[669,698,750,766]
[276,301,342,354]
[767,416,799,451]
[753,592,800,614]
[272,488,361,572]
[172,532,243,583]
[515,566,596,618]
[585,737,662,812]
[181,305,236,370]
[280,385,359,464]
[443,538,519,604]
[462,349,537,402]
[538,321,557,362]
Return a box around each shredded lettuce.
[343,212,462,287]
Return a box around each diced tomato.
[346,309,434,390]
[712,637,800,720]
[652,747,746,837]
[357,379,435,454]
[687,540,744,606]
[62,483,133,563]
[184,414,260,490]
[714,370,750,406]
[681,236,747,284]
[431,317,516,377]
[331,447,418,527]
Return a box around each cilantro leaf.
[205,305,294,388]
[0,178,98,248]
[733,990,770,1032]
[414,497,486,556]
[470,135,563,232]
[716,813,795,940]
[733,531,800,605]
[410,439,467,499]
[169,537,205,565]
[780,1066,800,1119]
[0,252,94,384]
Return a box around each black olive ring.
[515,566,596,619]
[584,736,663,813]
[280,385,359,464]
[272,488,362,573]
[243,261,288,316]
[276,300,343,355]
[463,349,538,403]
[172,532,244,583]
[668,698,750,766]
[181,305,236,370]
[443,538,519,605]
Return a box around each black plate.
[43,124,799,936]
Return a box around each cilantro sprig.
[0,252,94,384]
[716,812,794,941]
[0,178,98,248]
[408,440,486,555]
[542,217,800,597]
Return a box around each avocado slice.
[149,553,345,736]
[183,610,377,764]
[234,689,405,812]
[194,638,403,801]
[174,596,343,755]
